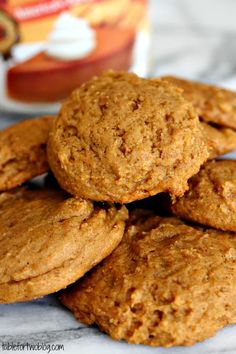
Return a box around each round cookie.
[161,76,236,129]
[201,121,236,159]
[0,116,54,192]
[47,71,208,203]
[172,160,236,231]
[60,210,236,347]
[0,187,128,303]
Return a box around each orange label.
[0,0,149,108]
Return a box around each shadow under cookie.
[201,121,236,159]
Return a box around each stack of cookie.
[1,71,236,347]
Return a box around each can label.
[0,0,150,113]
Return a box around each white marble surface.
[1,0,236,353]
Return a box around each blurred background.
[149,0,236,87]
[1,0,236,125]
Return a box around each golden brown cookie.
[0,116,54,192]
[161,76,236,129]
[201,121,236,159]
[61,210,236,347]
[47,71,208,203]
[172,160,236,231]
[0,187,128,303]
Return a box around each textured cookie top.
[172,160,236,231]
[162,76,236,129]
[47,71,208,203]
[61,210,236,347]
[0,116,54,191]
[201,122,236,159]
[0,187,128,303]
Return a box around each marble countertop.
[1,0,236,353]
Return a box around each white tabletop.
[1,0,236,353]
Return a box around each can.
[0,0,150,114]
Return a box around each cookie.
[172,160,236,231]
[201,121,236,159]
[0,187,128,303]
[47,71,208,203]
[0,116,54,192]
[61,210,236,347]
[161,76,236,129]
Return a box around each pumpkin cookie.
[47,71,208,203]
[172,160,236,231]
[161,76,236,129]
[0,116,54,192]
[61,210,236,347]
[0,187,128,303]
[201,121,236,159]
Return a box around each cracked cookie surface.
[0,187,128,303]
[172,160,236,231]
[61,209,236,347]
[0,116,54,192]
[47,71,208,203]
[162,76,236,129]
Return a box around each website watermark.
[1,342,64,353]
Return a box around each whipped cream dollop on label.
[46,12,96,60]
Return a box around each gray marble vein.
[1,0,236,352]
[1,296,236,354]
